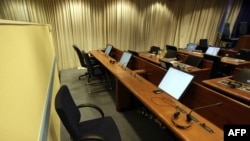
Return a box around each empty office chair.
[166,45,177,51]
[82,52,105,82]
[149,46,161,55]
[72,45,98,80]
[55,85,121,141]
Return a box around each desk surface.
[91,49,223,141]
[138,52,161,64]
[203,77,250,104]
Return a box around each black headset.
[171,110,193,129]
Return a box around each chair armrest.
[78,134,105,141]
[77,103,104,117]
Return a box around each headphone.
[227,81,242,88]
[171,110,193,129]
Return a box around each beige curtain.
[0,0,243,70]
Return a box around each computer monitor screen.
[234,68,250,84]
[104,44,113,56]
[184,55,203,67]
[205,47,220,56]
[186,43,197,51]
[158,67,194,100]
[119,52,132,67]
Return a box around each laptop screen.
[119,52,132,67]
[104,44,113,56]
[186,43,197,51]
[234,68,250,84]
[184,55,203,67]
[205,47,220,56]
[158,67,194,100]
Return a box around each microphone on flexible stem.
[186,102,223,122]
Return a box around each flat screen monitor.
[104,44,113,56]
[119,51,132,67]
[234,68,250,84]
[184,55,203,67]
[205,47,220,56]
[158,67,194,100]
[186,43,197,51]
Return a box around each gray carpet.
[59,68,178,141]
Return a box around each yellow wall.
[0,22,60,141]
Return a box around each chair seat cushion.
[79,116,121,141]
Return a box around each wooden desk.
[178,49,250,67]
[182,82,250,129]
[203,77,250,105]
[91,49,223,141]
[178,49,204,57]
[138,52,160,64]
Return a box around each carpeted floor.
[59,68,178,141]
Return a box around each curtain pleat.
[0,0,243,70]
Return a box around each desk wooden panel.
[115,72,223,141]
[182,83,250,129]
[202,77,250,105]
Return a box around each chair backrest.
[184,55,203,67]
[82,52,93,75]
[196,39,208,53]
[55,85,81,140]
[165,50,178,58]
[166,45,177,51]
[73,45,87,68]
[149,46,160,54]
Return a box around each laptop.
[186,43,197,51]
[157,67,195,100]
[205,47,220,56]
[104,44,113,56]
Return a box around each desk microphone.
[186,102,223,122]
[172,102,223,129]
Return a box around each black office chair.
[72,45,98,80]
[149,46,161,55]
[55,85,121,141]
[166,45,177,51]
[196,39,208,53]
